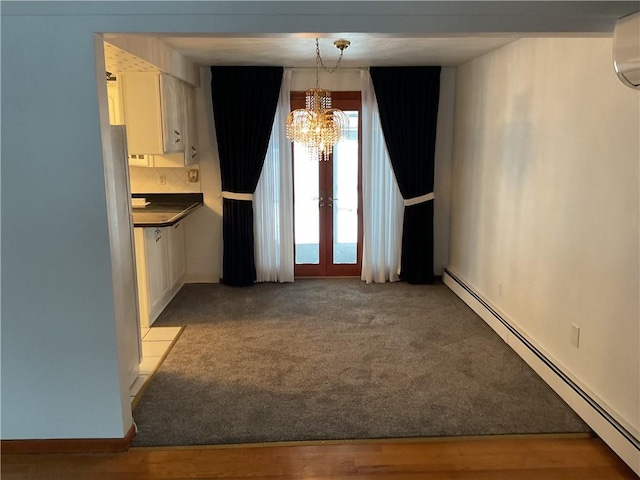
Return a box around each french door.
[292,91,362,277]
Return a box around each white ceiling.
[160,34,519,68]
[104,42,159,73]
[102,1,635,72]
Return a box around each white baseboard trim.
[443,267,640,476]
[183,274,219,284]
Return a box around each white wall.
[184,67,223,283]
[433,67,456,274]
[291,68,362,91]
[129,166,201,194]
[2,23,128,440]
[449,38,639,438]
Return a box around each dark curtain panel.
[370,66,441,284]
[211,66,283,286]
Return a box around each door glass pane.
[294,142,320,264]
[332,111,359,264]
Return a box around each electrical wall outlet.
[188,168,199,183]
[571,324,581,348]
[158,173,167,185]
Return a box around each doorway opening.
[292,91,363,277]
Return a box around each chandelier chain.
[316,38,344,73]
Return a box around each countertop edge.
[131,193,204,228]
[132,202,203,228]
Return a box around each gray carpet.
[132,279,590,446]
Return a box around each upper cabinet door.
[120,72,185,156]
[120,72,164,155]
[159,74,184,153]
[119,72,198,166]
[181,83,199,165]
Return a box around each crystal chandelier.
[286,38,351,161]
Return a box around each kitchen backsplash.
[129,166,201,194]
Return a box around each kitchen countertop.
[131,193,204,227]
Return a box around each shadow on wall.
[450,49,536,300]
[497,89,535,293]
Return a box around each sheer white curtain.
[254,69,294,283]
[360,69,404,283]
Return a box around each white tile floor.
[130,326,182,404]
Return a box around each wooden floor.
[2,435,637,480]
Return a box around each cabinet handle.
[174,222,180,229]
[191,146,197,158]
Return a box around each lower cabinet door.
[144,227,170,321]
[135,223,186,328]
[167,222,186,290]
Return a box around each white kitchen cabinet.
[182,82,199,165]
[159,74,184,154]
[152,82,199,167]
[167,221,186,291]
[119,72,184,157]
[145,227,170,319]
[134,225,185,328]
[108,77,150,167]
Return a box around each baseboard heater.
[443,266,639,474]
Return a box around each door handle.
[328,197,338,208]
[312,196,325,208]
